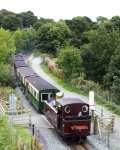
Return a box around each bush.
[57,47,83,79]
[0,64,13,86]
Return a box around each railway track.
[70,143,92,150]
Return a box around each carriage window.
[41,93,48,101]
[36,93,39,100]
[34,91,36,97]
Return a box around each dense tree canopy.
[17,11,37,28]
[0,9,37,30]
[36,21,71,53]
[57,47,83,79]
[2,15,23,31]
[104,45,120,103]
[33,18,54,31]
[65,16,94,48]
[81,27,120,82]
[14,28,37,52]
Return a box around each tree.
[97,16,108,24]
[14,28,37,52]
[0,9,23,30]
[104,46,120,103]
[0,64,12,86]
[2,15,22,31]
[81,27,120,82]
[33,18,54,31]
[65,16,93,48]
[36,21,71,53]
[17,11,37,28]
[57,47,83,79]
[0,28,16,63]
[111,16,120,31]
[104,45,120,86]
[81,44,98,81]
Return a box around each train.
[14,53,91,142]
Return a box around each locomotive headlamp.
[82,105,88,113]
[64,105,70,113]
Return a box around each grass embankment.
[0,117,32,150]
[41,64,87,96]
[41,64,120,116]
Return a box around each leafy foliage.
[57,47,83,79]
[81,27,120,82]
[66,16,94,48]
[14,28,37,52]
[33,18,54,31]
[36,21,71,53]
[0,64,13,86]
[2,14,22,31]
[104,45,120,103]
[0,9,37,30]
[17,11,37,28]
[0,28,16,63]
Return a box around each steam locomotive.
[14,54,91,142]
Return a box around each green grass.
[41,64,120,116]
[0,116,32,150]
[14,125,32,143]
[0,116,17,150]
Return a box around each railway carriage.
[14,54,59,112]
[16,67,36,87]
[14,53,24,61]
[44,98,91,142]
[24,75,59,111]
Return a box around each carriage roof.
[14,60,28,68]
[57,97,88,106]
[14,54,25,61]
[26,76,59,91]
[18,67,37,77]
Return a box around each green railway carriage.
[25,75,59,112]
[14,55,59,112]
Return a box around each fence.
[7,109,32,127]
[92,113,120,149]
[0,87,43,150]
[0,102,5,116]
[0,111,43,150]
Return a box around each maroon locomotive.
[44,97,91,142]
